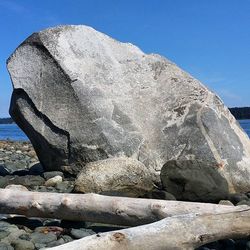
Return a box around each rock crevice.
[10,88,70,170]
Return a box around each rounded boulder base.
[160,159,229,202]
[74,157,155,197]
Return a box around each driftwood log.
[46,206,250,250]
[0,189,250,249]
[0,188,241,226]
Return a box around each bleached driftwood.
[46,206,250,250]
[1,189,250,249]
[0,188,239,226]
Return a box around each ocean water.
[0,120,250,141]
[239,120,250,138]
[0,124,28,141]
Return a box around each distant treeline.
[0,117,14,124]
[229,107,250,120]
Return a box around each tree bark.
[0,189,240,226]
[45,206,250,250]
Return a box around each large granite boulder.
[7,25,250,194]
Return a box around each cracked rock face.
[7,25,250,193]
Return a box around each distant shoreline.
[0,117,14,124]
[229,107,250,120]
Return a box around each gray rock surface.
[236,200,250,206]
[46,238,65,248]
[74,157,154,197]
[44,176,62,187]
[0,243,14,250]
[218,200,234,206]
[8,25,250,194]
[70,228,95,239]
[55,181,74,193]
[8,175,45,188]
[228,193,248,204]
[43,171,64,180]
[30,232,57,245]
[160,160,229,202]
[5,184,28,191]
[13,239,35,250]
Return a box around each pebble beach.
[0,140,250,249]
[0,140,127,249]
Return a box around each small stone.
[46,238,65,247]
[13,239,35,250]
[0,243,14,250]
[236,200,250,206]
[0,230,11,240]
[34,243,46,249]
[70,228,95,239]
[4,161,27,174]
[30,232,57,244]
[0,221,19,240]
[56,181,74,193]
[60,235,73,243]
[43,171,64,180]
[33,185,57,192]
[61,165,74,175]
[27,150,37,158]
[5,184,28,191]
[1,229,26,245]
[218,200,234,206]
[19,234,31,241]
[45,176,63,187]
[0,221,18,230]
[46,186,58,192]
[228,193,248,204]
[29,158,38,163]
[22,145,29,151]
[33,186,48,192]
[9,175,45,188]
[0,176,9,188]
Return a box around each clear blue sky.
[0,0,250,117]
